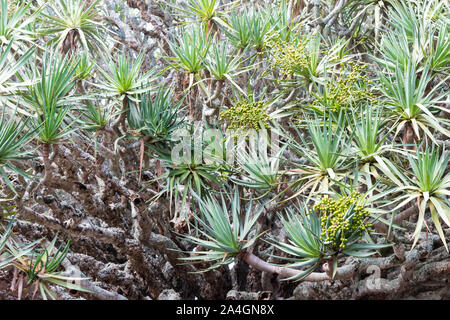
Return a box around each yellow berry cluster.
[314,191,372,250]
[267,37,310,77]
[219,96,272,130]
[313,61,375,112]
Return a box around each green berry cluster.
[314,191,372,250]
[313,61,375,112]
[267,37,310,77]
[219,96,272,130]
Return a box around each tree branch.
[242,252,355,282]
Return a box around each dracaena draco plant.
[151,127,226,222]
[7,233,90,299]
[426,21,450,74]
[95,51,156,130]
[378,61,450,144]
[126,87,185,150]
[223,11,253,51]
[384,145,450,251]
[1,216,38,270]
[265,0,297,43]
[223,5,274,53]
[124,88,184,182]
[347,105,408,191]
[19,52,80,112]
[230,135,286,195]
[204,40,243,81]
[166,25,211,86]
[374,3,424,71]
[246,6,273,53]
[374,28,418,72]
[75,100,114,158]
[37,0,108,54]
[73,51,95,83]
[169,0,230,33]
[96,51,156,98]
[32,104,74,145]
[166,24,211,118]
[178,189,264,271]
[29,102,75,183]
[0,0,39,50]
[0,110,36,194]
[376,1,449,74]
[285,113,351,201]
[0,41,35,113]
[375,0,448,74]
[77,100,113,132]
[268,192,392,280]
[203,40,251,100]
[384,0,445,45]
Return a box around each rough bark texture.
[0,0,449,301]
